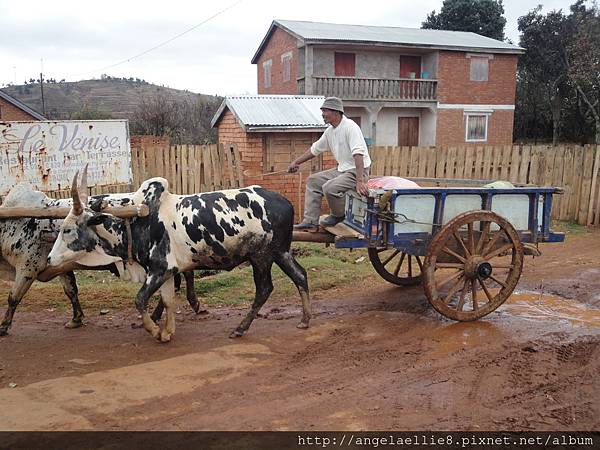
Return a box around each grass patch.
[551,220,588,236]
[1,243,375,311]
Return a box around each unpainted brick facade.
[256,27,297,95]
[0,97,39,121]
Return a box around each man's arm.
[288,149,316,173]
[353,154,369,196]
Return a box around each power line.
[68,0,243,79]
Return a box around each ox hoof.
[64,319,83,329]
[0,328,8,337]
[297,321,310,330]
[229,330,244,338]
[159,330,172,343]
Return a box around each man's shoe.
[319,215,345,227]
[293,222,318,231]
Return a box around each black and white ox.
[47,173,311,341]
[0,183,204,336]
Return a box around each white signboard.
[0,120,132,195]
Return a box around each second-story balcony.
[298,76,437,102]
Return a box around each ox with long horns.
[47,168,311,341]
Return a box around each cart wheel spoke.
[443,274,465,305]
[437,268,464,289]
[484,243,514,260]
[442,246,466,263]
[480,230,506,257]
[453,231,471,257]
[471,280,479,311]
[435,262,464,269]
[467,222,475,255]
[408,255,413,277]
[456,279,468,311]
[415,255,424,271]
[393,252,406,276]
[478,278,494,302]
[475,221,491,254]
[381,249,400,266]
[488,274,508,288]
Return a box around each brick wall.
[0,97,39,120]
[437,51,518,105]
[436,109,515,146]
[256,27,298,95]
[435,51,518,145]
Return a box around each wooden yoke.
[0,204,150,219]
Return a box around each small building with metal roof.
[0,89,46,121]
[212,94,333,221]
[251,19,523,147]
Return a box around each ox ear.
[86,214,109,227]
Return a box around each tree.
[517,7,570,144]
[422,0,507,41]
[565,1,600,144]
[129,91,222,144]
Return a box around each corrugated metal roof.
[211,95,327,131]
[252,19,523,63]
[0,89,46,120]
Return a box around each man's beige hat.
[320,97,344,113]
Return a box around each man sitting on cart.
[288,96,372,230]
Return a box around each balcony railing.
[298,76,437,101]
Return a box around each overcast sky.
[0,0,579,96]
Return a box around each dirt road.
[0,231,599,431]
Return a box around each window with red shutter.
[335,52,355,76]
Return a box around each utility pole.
[40,72,46,116]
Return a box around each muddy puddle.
[499,291,600,328]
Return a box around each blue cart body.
[337,186,565,253]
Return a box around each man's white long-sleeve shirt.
[310,116,372,172]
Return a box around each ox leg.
[158,277,176,343]
[150,299,166,323]
[275,252,311,329]
[183,270,208,314]
[231,260,273,338]
[135,272,171,342]
[60,271,84,329]
[0,271,35,336]
[174,272,182,292]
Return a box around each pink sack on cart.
[367,176,421,189]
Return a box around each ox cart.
[293,178,565,321]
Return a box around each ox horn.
[79,163,89,207]
[71,170,83,215]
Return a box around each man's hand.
[356,180,369,196]
[288,161,300,173]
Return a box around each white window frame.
[281,52,292,83]
[263,59,272,88]
[464,112,490,142]
[467,53,493,82]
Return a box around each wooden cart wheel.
[368,247,423,286]
[423,210,524,321]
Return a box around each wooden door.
[398,117,419,146]
[400,56,421,78]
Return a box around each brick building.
[211,95,336,220]
[0,89,46,121]
[252,20,523,146]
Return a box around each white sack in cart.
[367,176,421,189]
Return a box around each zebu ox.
[47,173,311,341]
[0,183,203,336]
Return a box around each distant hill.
[2,77,223,143]
[2,77,218,119]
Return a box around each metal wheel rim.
[423,210,524,321]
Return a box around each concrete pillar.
[304,45,314,94]
[366,104,383,145]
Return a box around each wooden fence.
[47,142,243,199]
[369,145,600,226]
